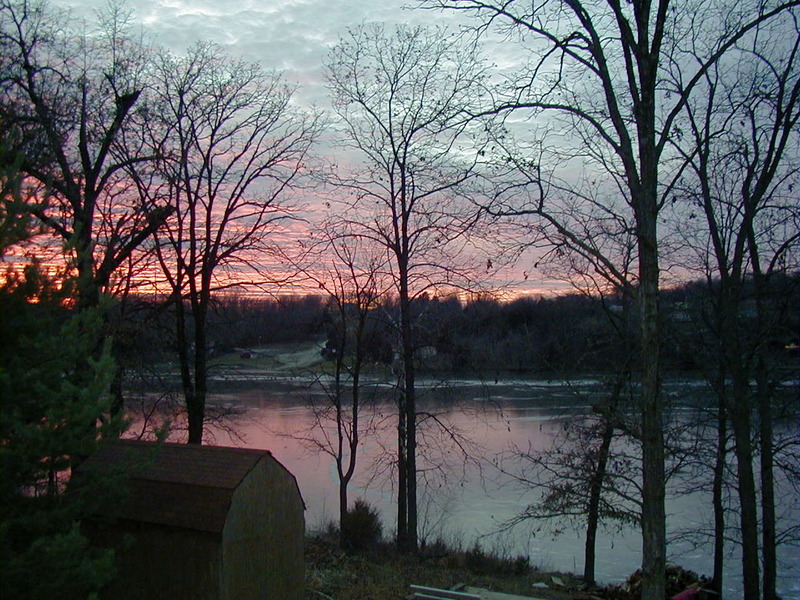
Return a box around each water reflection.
[129,378,799,598]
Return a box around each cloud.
[62,0,475,107]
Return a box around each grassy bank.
[304,532,713,600]
[304,531,584,600]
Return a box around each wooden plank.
[409,584,482,600]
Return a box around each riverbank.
[303,533,711,600]
[304,531,585,600]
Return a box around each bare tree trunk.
[75,222,100,311]
[405,365,418,551]
[757,359,776,600]
[401,298,418,552]
[584,420,614,586]
[397,296,409,547]
[730,375,761,600]
[324,25,485,553]
[397,406,408,546]
[396,247,418,552]
[712,380,727,596]
[584,367,627,586]
[395,298,408,547]
[146,42,316,449]
[636,142,666,600]
[110,369,125,416]
[174,292,206,445]
[175,296,197,441]
[335,349,360,548]
[332,358,350,547]
[751,252,777,600]
[339,481,349,547]
[187,300,208,445]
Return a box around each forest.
[1,0,798,599]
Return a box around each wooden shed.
[78,440,304,600]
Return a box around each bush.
[464,543,530,576]
[341,499,382,552]
[598,565,710,599]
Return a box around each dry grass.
[304,535,713,600]
[304,533,587,600]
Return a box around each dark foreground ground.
[303,534,709,600]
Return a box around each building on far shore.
[77,440,304,600]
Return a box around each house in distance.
[78,440,305,600]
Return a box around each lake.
[129,375,799,598]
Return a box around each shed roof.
[78,440,279,534]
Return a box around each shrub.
[341,499,382,552]
[464,543,530,576]
[598,565,710,599]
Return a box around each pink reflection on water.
[126,381,799,598]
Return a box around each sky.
[61,0,473,110]
[54,0,579,297]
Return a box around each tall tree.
[669,11,800,597]
[132,42,318,444]
[422,1,799,596]
[0,0,168,310]
[325,24,494,550]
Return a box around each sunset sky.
[52,0,584,297]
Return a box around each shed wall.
[222,456,305,600]
[90,521,222,600]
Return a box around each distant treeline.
[115,273,799,376]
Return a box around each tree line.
[1,0,798,598]
[114,280,798,378]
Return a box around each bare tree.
[324,23,494,550]
[287,224,391,548]
[0,0,168,310]
[494,256,643,586]
[668,11,800,597]
[421,1,799,597]
[497,375,642,584]
[132,42,319,444]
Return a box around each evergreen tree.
[0,149,123,600]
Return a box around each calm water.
[131,376,799,598]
